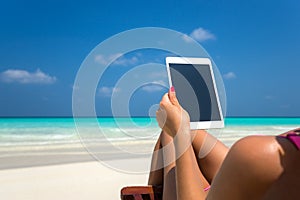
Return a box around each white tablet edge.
[165,57,224,129]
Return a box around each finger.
[168,86,180,106]
[160,93,171,108]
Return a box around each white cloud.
[223,72,236,80]
[154,80,168,86]
[115,56,138,66]
[142,85,165,92]
[0,69,56,84]
[98,86,121,97]
[94,53,138,66]
[94,53,123,65]
[264,95,275,100]
[183,27,216,43]
[141,81,167,92]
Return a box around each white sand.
[0,160,149,200]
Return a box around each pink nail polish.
[170,86,175,92]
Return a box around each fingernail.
[170,86,175,92]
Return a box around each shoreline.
[1,124,298,170]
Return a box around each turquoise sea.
[0,117,299,169]
[0,117,299,147]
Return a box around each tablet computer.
[166,57,224,129]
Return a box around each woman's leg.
[148,132,164,186]
[148,131,178,199]
[160,131,177,200]
[148,131,212,199]
[148,129,229,200]
[191,130,229,183]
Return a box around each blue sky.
[0,0,299,117]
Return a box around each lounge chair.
[120,185,163,200]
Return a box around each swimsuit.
[280,132,300,150]
[204,185,211,192]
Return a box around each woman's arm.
[157,87,208,200]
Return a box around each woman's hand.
[156,86,190,137]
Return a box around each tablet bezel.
[166,57,224,129]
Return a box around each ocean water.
[0,117,299,147]
[0,117,299,169]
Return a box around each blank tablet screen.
[168,63,221,122]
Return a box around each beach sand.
[0,159,149,200]
[0,141,153,200]
[0,131,262,200]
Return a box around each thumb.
[168,86,180,106]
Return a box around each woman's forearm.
[174,133,207,200]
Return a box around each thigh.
[191,130,229,183]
